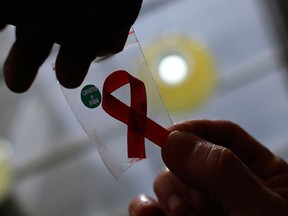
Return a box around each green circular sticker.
[81,85,102,109]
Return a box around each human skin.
[0,0,142,93]
[129,120,288,216]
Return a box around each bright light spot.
[139,194,149,203]
[158,55,188,85]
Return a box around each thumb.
[161,130,270,213]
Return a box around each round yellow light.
[144,34,217,114]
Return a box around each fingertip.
[4,27,54,93]
[162,130,197,165]
[55,61,89,89]
[4,43,37,93]
[3,63,34,93]
[129,194,165,216]
[55,48,92,89]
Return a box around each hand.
[0,0,142,93]
[129,120,288,216]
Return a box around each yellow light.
[144,34,217,114]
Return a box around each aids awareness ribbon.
[102,70,170,159]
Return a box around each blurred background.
[1,0,288,215]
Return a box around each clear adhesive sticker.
[58,29,172,179]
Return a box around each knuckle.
[206,146,238,181]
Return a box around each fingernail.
[165,131,196,163]
[129,194,149,216]
[129,194,164,216]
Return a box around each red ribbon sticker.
[102,70,170,159]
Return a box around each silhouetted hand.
[0,0,142,92]
[129,120,288,216]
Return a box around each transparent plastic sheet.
[58,29,172,179]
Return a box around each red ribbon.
[102,70,170,159]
